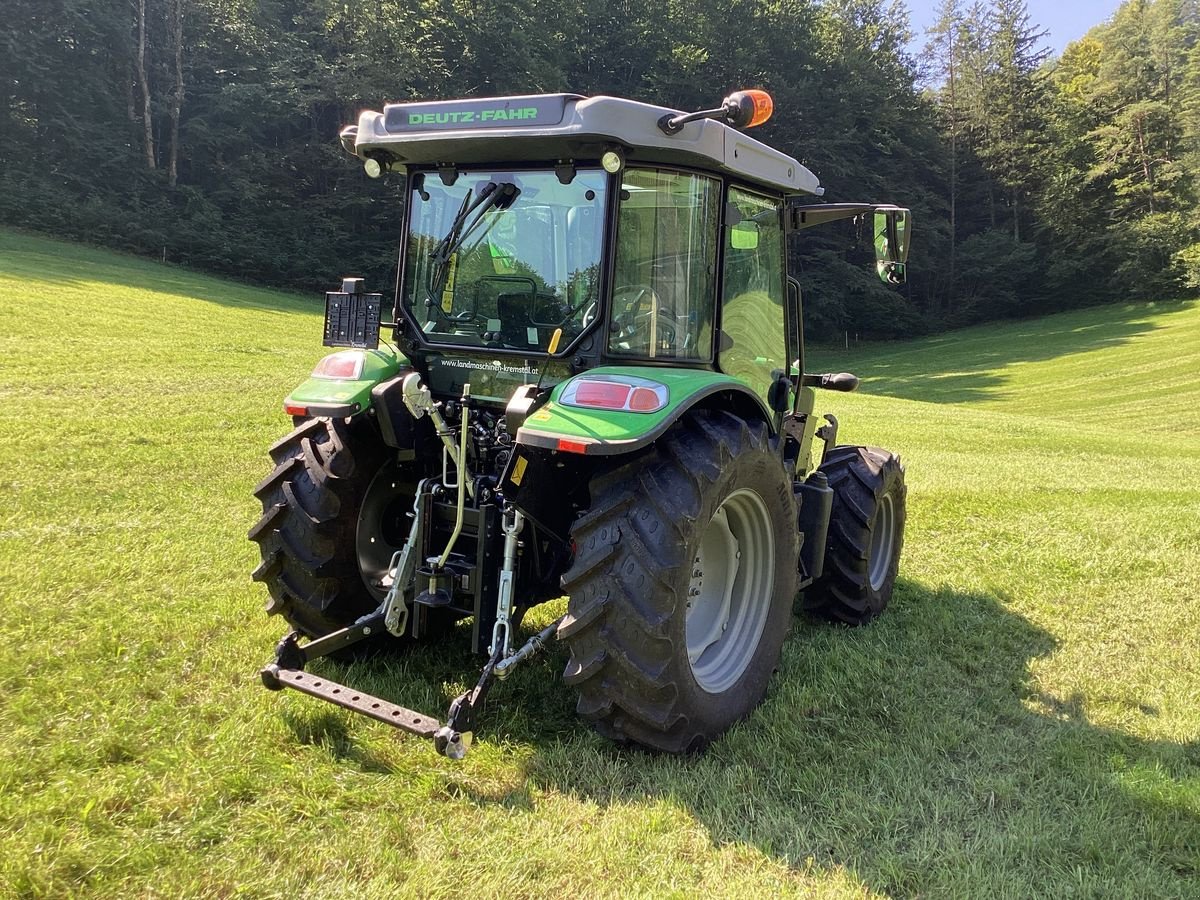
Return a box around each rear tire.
[803,445,906,625]
[558,411,799,753]
[248,416,434,641]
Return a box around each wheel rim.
[355,462,415,602]
[867,491,896,592]
[685,488,776,694]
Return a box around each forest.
[2,0,1197,339]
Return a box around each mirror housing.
[873,207,911,285]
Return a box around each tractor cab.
[334,92,906,410]
[397,161,790,410]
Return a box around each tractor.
[250,89,910,759]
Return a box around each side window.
[609,169,720,359]
[719,188,785,406]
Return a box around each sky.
[904,0,1127,57]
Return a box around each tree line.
[922,0,1200,329]
[0,0,1196,339]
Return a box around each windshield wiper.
[427,182,520,311]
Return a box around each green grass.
[0,227,1197,897]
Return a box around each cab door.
[718,187,787,409]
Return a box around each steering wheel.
[422,299,487,338]
[610,284,683,351]
[610,284,659,333]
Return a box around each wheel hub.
[356,463,415,602]
[684,489,775,694]
[868,492,895,592]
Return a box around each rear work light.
[559,375,669,414]
[312,350,365,380]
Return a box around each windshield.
[401,168,607,352]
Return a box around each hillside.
[811,300,1200,433]
[0,230,1196,897]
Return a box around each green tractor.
[250,90,910,758]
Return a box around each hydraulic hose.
[437,385,471,568]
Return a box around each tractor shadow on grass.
[809,300,1190,405]
[281,708,399,775]
[508,578,1200,895]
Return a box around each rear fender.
[283,346,410,418]
[513,366,773,457]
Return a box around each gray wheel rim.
[685,488,776,694]
[867,491,896,592]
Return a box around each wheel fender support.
[795,471,833,581]
[371,375,418,448]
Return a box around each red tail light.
[574,381,632,409]
[628,386,663,411]
[560,375,669,414]
[312,350,365,380]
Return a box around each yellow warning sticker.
[510,455,528,486]
[441,253,457,312]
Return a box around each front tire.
[248,416,417,639]
[802,445,906,625]
[558,411,799,753]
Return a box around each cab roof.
[343,93,823,197]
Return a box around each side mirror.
[873,207,911,285]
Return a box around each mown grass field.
[0,227,1197,897]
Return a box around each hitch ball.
[434,726,472,760]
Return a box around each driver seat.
[496,292,537,349]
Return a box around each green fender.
[515,366,773,456]
[283,346,410,417]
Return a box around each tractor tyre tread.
[559,410,798,754]
[803,444,906,626]
[249,416,390,638]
